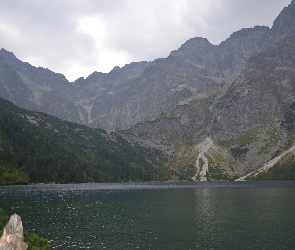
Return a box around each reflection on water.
[191,185,295,249]
[0,181,295,249]
[194,188,215,236]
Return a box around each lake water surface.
[0,181,295,249]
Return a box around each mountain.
[0,49,156,130]
[0,26,273,132]
[0,97,167,184]
[1,1,295,181]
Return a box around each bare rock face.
[0,214,28,250]
[0,1,295,133]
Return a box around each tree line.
[0,97,167,185]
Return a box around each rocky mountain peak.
[0,48,16,58]
[272,0,295,38]
[225,26,270,42]
[173,37,212,54]
[73,76,85,84]
[110,65,121,73]
[84,71,106,83]
[0,48,18,66]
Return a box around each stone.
[0,214,28,250]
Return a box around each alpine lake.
[0,181,295,249]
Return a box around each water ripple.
[0,181,294,249]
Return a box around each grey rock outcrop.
[0,1,294,133]
[272,0,295,39]
[0,214,28,250]
[211,33,295,140]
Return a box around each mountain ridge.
[1,1,295,181]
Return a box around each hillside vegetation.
[0,98,167,184]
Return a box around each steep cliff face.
[72,26,272,132]
[0,49,82,124]
[0,49,155,130]
[73,61,156,129]
[0,13,277,132]
[124,0,295,179]
[208,2,295,161]
[272,0,295,39]
[212,34,295,140]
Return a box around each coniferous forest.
[0,97,167,185]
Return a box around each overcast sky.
[0,0,291,81]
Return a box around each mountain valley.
[1,1,295,182]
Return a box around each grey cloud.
[182,0,291,44]
[0,0,126,80]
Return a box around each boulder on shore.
[0,214,28,250]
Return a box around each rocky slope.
[126,0,295,180]
[0,23,274,132]
[1,1,295,180]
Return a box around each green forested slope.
[0,98,167,184]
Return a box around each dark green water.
[0,181,295,249]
